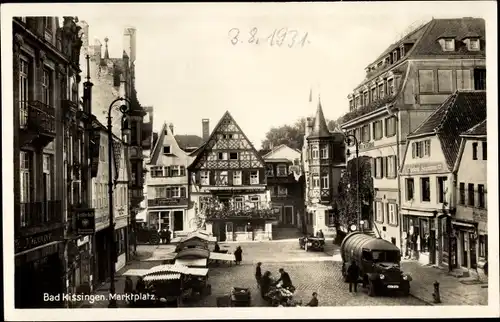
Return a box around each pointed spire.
[308,95,331,139]
[104,37,109,59]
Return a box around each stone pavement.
[401,261,488,306]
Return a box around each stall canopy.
[122,269,150,276]
[171,231,217,244]
[209,252,235,262]
[175,248,211,260]
[143,273,181,281]
[186,267,209,277]
[175,258,208,267]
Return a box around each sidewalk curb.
[410,293,435,306]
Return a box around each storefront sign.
[402,162,447,175]
[76,209,96,235]
[15,229,62,253]
[148,198,188,207]
[359,141,375,150]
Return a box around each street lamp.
[344,134,361,232]
[107,97,131,308]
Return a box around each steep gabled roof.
[188,111,266,170]
[262,144,301,159]
[408,90,487,170]
[308,100,331,139]
[174,135,204,152]
[462,119,487,137]
[410,18,485,57]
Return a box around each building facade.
[340,18,486,248]
[399,91,486,268]
[263,145,304,229]
[13,16,84,308]
[189,112,277,241]
[303,97,345,237]
[453,120,487,276]
[146,122,197,235]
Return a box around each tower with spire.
[302,91,345,236]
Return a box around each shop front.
[66,236,93,307]
[207,219,272,242]
[452,220,478,272]
[115,223,128,272]
[401,212,437,265]
[15,233,65,308]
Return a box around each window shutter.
[195,171,200,184]
[384,156,388,178]
[259,168,265,184]
[166,187,171,199]
[394,204,399,225]
[210,171,215,185]
[393,156,398,178]
[228,170,233,185]
[371,158,376,177]
[385,203,389,223]
[180,187,186,198]
[412,142,416,158]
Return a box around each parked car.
[340,232,411,297]
[299,236,325,251]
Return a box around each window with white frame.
[216,171,228,185]
[234,196,244,209]
[277,164,287,177]
[363,91,369,105]
[373,121,383,140]
[311,145,319,159]
[378,83,384,98]
[20,151,33,226]
[388,203,398,225]
[321,174,329,189]
[171,186,180,198]
[375,202,383,222]
[361,125,371,142]
[386,155,397,178]
[443,39,455,51]
[233,171,242,185]
[320,145,329,159]
[371,87,377,101]
[388,78,394,95]
[469,38,480,51]
[412,140,431,158]
[150,166,163,177]
[312,175,320,188]
[42,154,53,201]
[19,57,30,128]
[278,186,288,196]
[229,152,239,160]
[200,171,210,185]
[42,68,52,106]
[250,196,260,208]
[217,152,227,160]
[375,157,384,179]
[385,117,397,137]
[250,171,259,184]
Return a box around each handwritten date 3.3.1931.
[228,27,310,47]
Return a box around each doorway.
[284,206,294,225]
[461,231,468,267]
[173,211,184,231]
[218,223,227,242]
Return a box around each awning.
[452,221,476,228]
[401,208,436,217]
[122,269,150,277]
[146,264,190,275]
[209,252,235,261]
[187,268,209,276]
[143,274,181,281]
[175,258,208,267]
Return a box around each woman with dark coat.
[260,271,272,300]
[234,246,243,265]
[255,262,262,287]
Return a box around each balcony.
[19,101,56,147]
[148,197,189,208]
[16,200,63,235]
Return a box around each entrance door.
[284,206,294,225]
[429,230,436,264]
[469,233,477,268]
[173,211,184,231]
[461,231,468,267]
[218,223,227,242]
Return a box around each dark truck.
[340,232,411,297]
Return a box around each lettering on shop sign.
[402,162,446,175]
[15,231,59,253]
[76,209,96,235]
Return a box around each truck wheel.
[368,281,376,297]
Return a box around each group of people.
[123,276,147,304]
[255,263,318,306]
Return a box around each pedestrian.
[135,276,146,294]
[255,262,262,288]
[166,229,171,244]
[124,276,134,304]
[317,229,324,239]
[234,246,243,265]
[214,242,221,253]
[260,271,272,301]
[305,292,319,306]
[275,268,294,291]
[347,259,360,293]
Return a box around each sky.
[22,2,496,149]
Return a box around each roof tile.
[462,119,487,136]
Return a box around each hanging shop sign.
[76,208,96,235]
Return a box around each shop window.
[468,183,475,206]
[421,177,430,202]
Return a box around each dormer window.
[468,38,480,51]
[400,46,405,57]
[349,99,354,111]
[388,78,394,95]
[393,50,398,63]
[443,38,455,51]
[363,91,369,105]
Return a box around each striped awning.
[146,264,190,275]
[143,274,181,281]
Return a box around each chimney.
[202,119,210,141]
[169,123,174,135]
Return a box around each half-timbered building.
[188,112,277,242]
